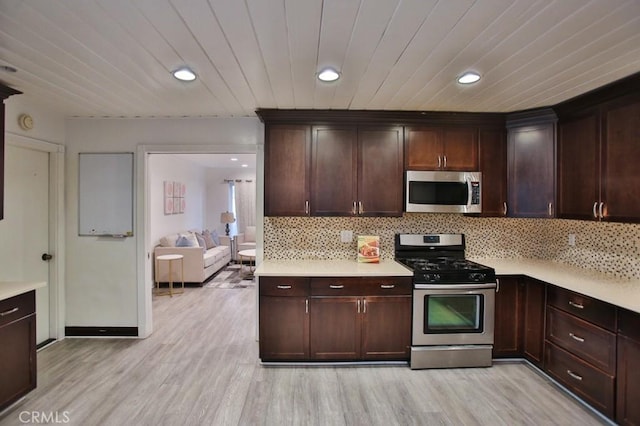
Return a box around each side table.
[238,249,256,278]
[155,254,184,297]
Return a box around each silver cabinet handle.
[277,285,292,290]
[503,202,508,216]
[437,156,442,168]
[352,201,357,215]
[357,299,361,313]
[305,200,309,215]
[569,332,585,343]
[329,284,344,289]
[599,202,604,219]
[568,300,584,309]
[0,307,19,316]
[443,155,447,168]
[380,284,395,289]
[358,201,363,215]
[548,202,553,217]
[305,299,309,314]
[567,370,583,381]
[363,299,366,313]
[593,201,598,219]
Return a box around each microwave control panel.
[471,182,480,205]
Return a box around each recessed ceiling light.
[457,71,481,84]
[230,157,238,161]
[172,67,197,82]
[317,68,340,82]
[241,164,248,168]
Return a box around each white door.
[0,144,50,345]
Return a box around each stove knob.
[468,272,486,282]
[423,273,440,283]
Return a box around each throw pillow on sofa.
[176,232,198,247]
[202,230,217,249]
[194,231,206,248]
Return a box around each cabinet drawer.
[311,277,412,296]
[260,277,310,297]
[546,306,616,374]
[311,277,363,296]
[0,291,35,328]
[547,286,616,331]
[545,342,615,418]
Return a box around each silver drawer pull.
[329,285,344,289]
[569,332,585,343]
[0,307,19,317]
[566,370,583,381]
[568,300,584,309]
[276,285,292,290]
[380,284,395,289]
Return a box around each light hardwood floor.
[1,285,607,426]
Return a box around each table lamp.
[220,211,235,236]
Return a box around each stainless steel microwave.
[405,170,482,213]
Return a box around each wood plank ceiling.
[0,0,639,118]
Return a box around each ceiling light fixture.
[457,71,481,84]
[172,67,197,82]
[317,68,340,82]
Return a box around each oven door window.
[424,294,483,333]
[409,181,469,205]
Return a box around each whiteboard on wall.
[78,152,134,237]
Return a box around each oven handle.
[414,283,497,290]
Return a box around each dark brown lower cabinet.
[617,309,640,425]
[259,276,411,362]
[0,291,37,411]
[493,276,545,366]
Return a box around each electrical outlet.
[568,234,576,246]
[340,230,353,243]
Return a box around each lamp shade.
[220,212,235,224]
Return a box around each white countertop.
[0,281,47,301]
[470,258,640,314]
[255,259,413,277]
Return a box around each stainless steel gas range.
[395,233,497,369]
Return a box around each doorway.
[137,144,261,337]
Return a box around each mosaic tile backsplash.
[264,214,640,280]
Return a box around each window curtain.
[234,180,256,234]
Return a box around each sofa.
[233,225,256,261]
[154,230,231,285]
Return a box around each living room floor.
[0,285,607,426]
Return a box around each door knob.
[41,253,53,261]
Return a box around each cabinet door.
[522,278,546,367]
[442,127,478,171]
[0,315,36,411]
[405,127,443,170]
[311,127,358,216]
[310,297,360,360]
[603,100,640,223]
[493,276,522,358]
[259,296,309,361]
[479,128,507,216]
[507,123,556,217]
[264,125,311,216]
[557,114,600,221]
[617,335,640,425]
[361,296,411,360]
[358,127,403,216]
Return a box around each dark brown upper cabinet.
[558,94,640,223]
[0,82,23,221]
[478,128,508,217]
[405,126,478,171]
[311,125,403,217]
[506,109,557,218]
[264,124,311,216]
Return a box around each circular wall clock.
[18,113,34,130]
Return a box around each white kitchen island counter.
[0,281,46,301]
[470,258,640,314]
[254,259,413,277]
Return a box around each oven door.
[412,285,495,346]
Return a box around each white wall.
[148,154,207,246]
[65,117,261,328]
[4,94,66,144]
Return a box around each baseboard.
[65,326,138,337]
